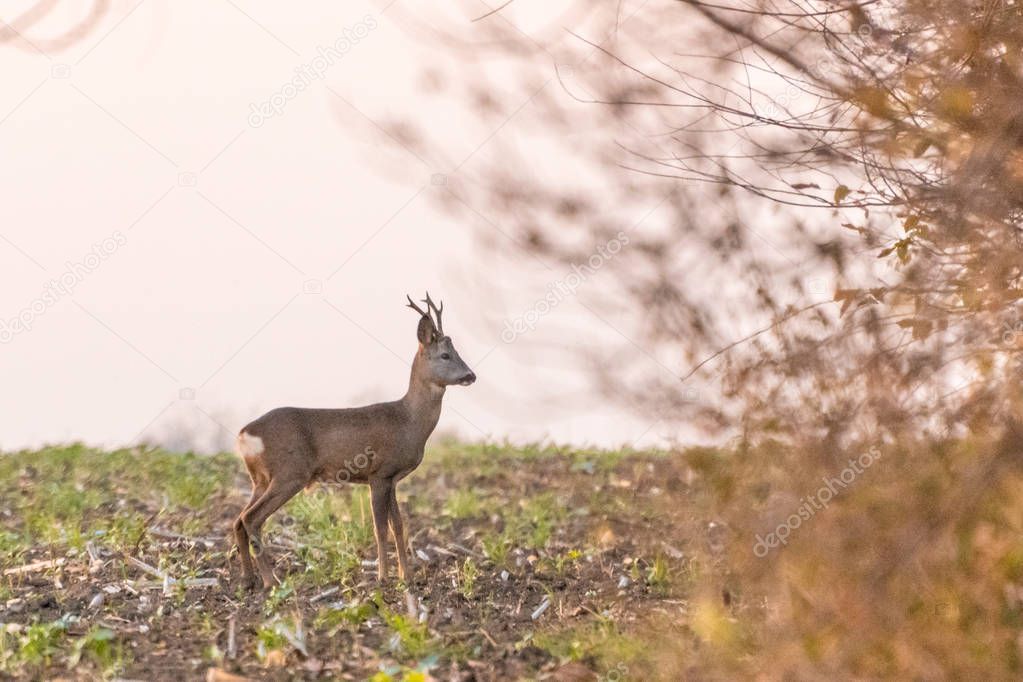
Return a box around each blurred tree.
[396,0,1023,446]
[1,0,109,53]
[386,0,1023,676]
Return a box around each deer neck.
[402,351,445,442]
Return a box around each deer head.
[406,293,476,387]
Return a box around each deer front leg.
[370,480,392,581]
[387,485,409,581]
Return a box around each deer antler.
[423,292,444,336]
[406,294,430,319]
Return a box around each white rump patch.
[236,431,265,458]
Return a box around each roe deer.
[233,293,476,589]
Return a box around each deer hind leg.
[234,484,265,589]
[242,477,305,589]
[235,433,271,589]
[370,480,393,582]
[387,486,410,581]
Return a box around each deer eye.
[440,353,451,360]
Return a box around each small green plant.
[18,618,68,666]
[263,580,295,615]
[495,492,568,550]
[256,614,307,662]
[375,594,435,660]
[255,624,289,663]
[315,600,376,632]
[0,625,15,671]
[159,453,228,510]
[69,626,122,671]
[555,548,583,574]
[0,530,22,564]
[481,533,512,568]
[102,512,148,552]
[646,555,670,593]
[457,557,479,598]
[443,489,485,519]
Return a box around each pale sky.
[0,0,685,453]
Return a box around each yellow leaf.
[834,288,859,316]
[853,86,890,117]
[939,87,974,120]
[691,599,738,646]
[834,185,851,204]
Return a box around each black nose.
[462,371,476,385]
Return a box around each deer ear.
[416,315,437,345]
